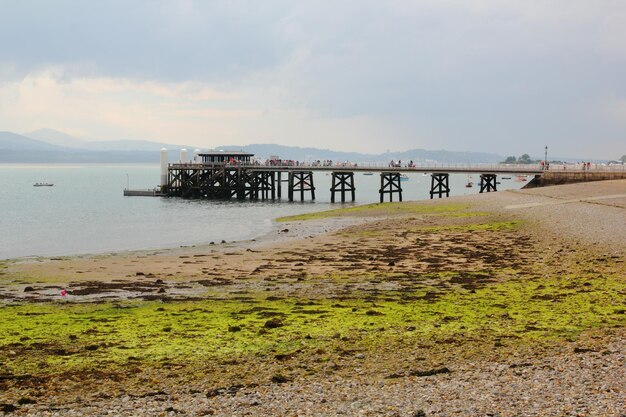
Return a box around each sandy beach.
[1,180,624,416]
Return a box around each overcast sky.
[1,0,625,158]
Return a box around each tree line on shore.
[501,154,626,164]
[501,154,538,164]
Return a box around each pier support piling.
[479,174,497,193]
[250,171,276,200]
[330,172,356,203]
[288,171,315,202]
[379,172,403,202]
[430,173,450,199]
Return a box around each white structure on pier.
[160,148,168,187]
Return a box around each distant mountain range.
[0,128,582,163]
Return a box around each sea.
[0,164,526,260]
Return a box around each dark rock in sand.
[271,374,289,384]
[23,286,35,292]
[264,318,284,329]
[207,384,244,398]
[365,310,384,316]
[409,367,450,377]
[0,404,17,412]
[17,398,36,405]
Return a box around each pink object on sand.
[60,290,67,297]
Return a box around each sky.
[0,0,625,159]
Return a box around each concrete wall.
[524,171,626,188]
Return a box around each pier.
[125,150,626,202]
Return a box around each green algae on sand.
[1,272,623,378]
[276,202,469,222]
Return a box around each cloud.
[0,1,625,158]
[0,70,250,141]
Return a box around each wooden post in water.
[330,172,356,203]
[379,172,402,202]
[429,173,450,199]
[479,174,497,193]
[288,171,315,202]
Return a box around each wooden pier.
[124,151,626,202]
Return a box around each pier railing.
[169,162,544,174]
[166,161,624,174]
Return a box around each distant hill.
[215,144,504,163]
[215,144,376,163]
[24,128,196,152]
[1,130,185,162]
[84,139,197,152]
[0,131,65,151]
[25,128,89,149]
[3,128,587,164]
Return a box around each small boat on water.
[363,172,373,176]
[501,176,512,180]
[465,174,473,188]
[33,182,54,187]
[515,175,528,182]
[400,174,409,182]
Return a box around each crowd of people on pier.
[389,160,415,168]
[263,158,363,168]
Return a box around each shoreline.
[5,178,624,265]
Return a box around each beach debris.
[60,289,67,297]
[23,286,35,292]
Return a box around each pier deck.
[124,162,625,202]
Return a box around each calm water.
[0,164,524,259]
